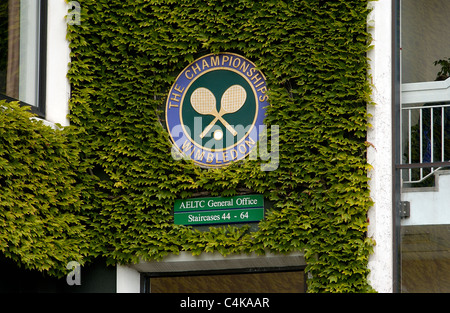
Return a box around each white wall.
[402,172,450,226]
[45,0,71,126]
[367,0,394,293]
[117,265,141,293]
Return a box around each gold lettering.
[223,152,229,162]
[238,144,247,154]
[222,55,230,66]
[239,61,249,73]
[174,84,185,93]
[194,149,205,161]
[191,62,201,75]
[251,73,262,84]
[246,67,256,77]
[232,57,241,68]
[215,154,222,164]
[170,93,181,102]
[185,69,193,79]
[255,80,265,88]
[230,149,238,160]
[245,136,256,147]
[206,153,214,163]
[202,59,210,70]
[259,94,269,102]
[181,140,193,152]
[210,56,220,66]
[168,102,179,109]
[257,86,267,94]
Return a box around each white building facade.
[368,0,450,293]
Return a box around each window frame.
[140,266,307,293]
[0,0,47,118]
[393,0,401,293]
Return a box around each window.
[398,0,450,293]
[142,269,306,293]
[0,0,47,117]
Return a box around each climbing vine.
[0,0,375,291]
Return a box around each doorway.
[142,268,306,293]
[398,0,450,292]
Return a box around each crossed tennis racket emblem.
[190,85,247,139]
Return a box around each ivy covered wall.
[0,0,375,292]
[0,102,89,277]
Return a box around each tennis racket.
[194,85,247,138]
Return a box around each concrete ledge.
[128,251,305,274]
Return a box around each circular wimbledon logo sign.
[166,53,269,168]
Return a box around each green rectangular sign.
[174,208,264,226]
[174,194,263,212]
[173,194,264,226]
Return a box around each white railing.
[401,79,450,184]
[402,78,450,105]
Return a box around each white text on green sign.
[174,208,264,226]
[174,194,263,212]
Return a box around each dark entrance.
[142,268,306,293]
